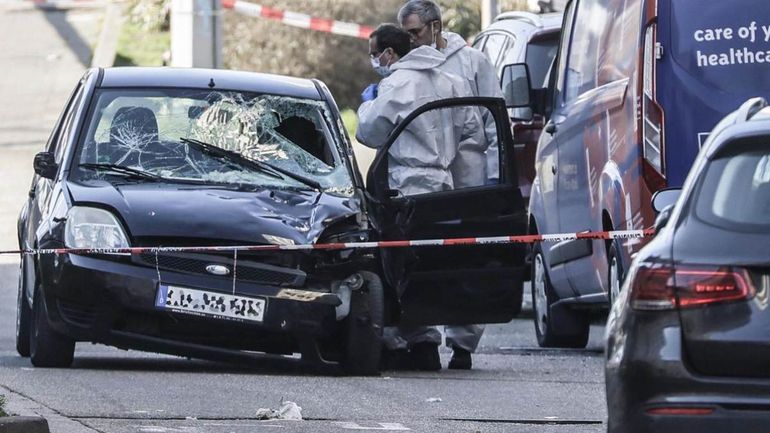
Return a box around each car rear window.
[670,0,770,93]
[695,141,770,230]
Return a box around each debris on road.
[425,397,442,403]
[255,401,302,420]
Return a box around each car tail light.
[646,407,714,416]
[642,24,666,190]
[630,265,754,311]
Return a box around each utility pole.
[481,0,499,30]
[170,0,222,68]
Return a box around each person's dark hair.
[397,0,442,25]
[370,23,411,58]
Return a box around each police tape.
[0,229,655,256]
[220,0,374,40]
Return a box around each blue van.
[502,0,770,347]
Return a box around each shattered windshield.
[72,88,353,195]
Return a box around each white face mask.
[371,51,393,78]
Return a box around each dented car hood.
[65,181,362,245]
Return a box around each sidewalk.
[0,3,103,258]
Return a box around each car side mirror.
[651,188,681,214]
[501,63,534,119]
[33,151,58,180]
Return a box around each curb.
[0,416,49,433]
[91,0,124,67]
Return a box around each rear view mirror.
[501,63,532,110]
[33,152,58,180]
[651,188,681,214]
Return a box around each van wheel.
[342,271,384,376]
[16,258,31,357]
[531,243,589,348]
[30,287,75,368]
[608,241,624,307]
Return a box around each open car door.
[367,97,528,327]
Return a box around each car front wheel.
[30,287,75,368]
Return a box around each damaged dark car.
[17,68,383,374]
[17,67,528,375]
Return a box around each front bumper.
[605,310,770,433]
[37,252,344,358]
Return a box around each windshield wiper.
[79,163,164,181]
[180,137,323,191]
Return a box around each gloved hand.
[361,83,378,102]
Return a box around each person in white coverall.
[356,23,485,371]
[398,0,506,370]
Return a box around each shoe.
[409,342,441,371]
[448,347,472,370]
[380,348,411,371]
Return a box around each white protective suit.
[439,32,505,354]
[356,46,484,350]
[356,46,483,196]
[441,31,505,185]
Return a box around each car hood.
[65,181,362,245]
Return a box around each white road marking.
[335,421,411,430]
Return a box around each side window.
[564,0,606,101]
[51,83,85,163]
[472,35,487,51]
[481,34,511,67]
[554,0,578,103]
[598,0,641,85]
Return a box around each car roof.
[490,11,562,32]
[98,67,323,100]
[692,98,770,165]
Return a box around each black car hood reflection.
[66,180,361,245]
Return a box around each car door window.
[374,104,501,197]
[472,35,486,51]
[52,83,85,163]
[481,34,511,67]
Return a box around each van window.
[671,0,770,93]
[598,0,641,84]
[555,0,577,102]
[564,0,608,101]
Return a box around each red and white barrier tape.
[220,0,374,40]
[0,229,654,256]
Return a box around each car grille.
[136,252,306,286]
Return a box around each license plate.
[155,284,266,323]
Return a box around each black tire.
[607,241,624,308]
[511,278,524,318]
[16,258,31,357]
[30,287,75,368]
[343,271,384,376]
[531,243,589,348]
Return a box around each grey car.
[605,97,770,432]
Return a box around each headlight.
[65,207,130,249]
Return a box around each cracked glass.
[73,89,353,195]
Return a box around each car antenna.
[208,78,216,88]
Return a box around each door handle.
[551,165,557,175]
[545,122,558,134]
